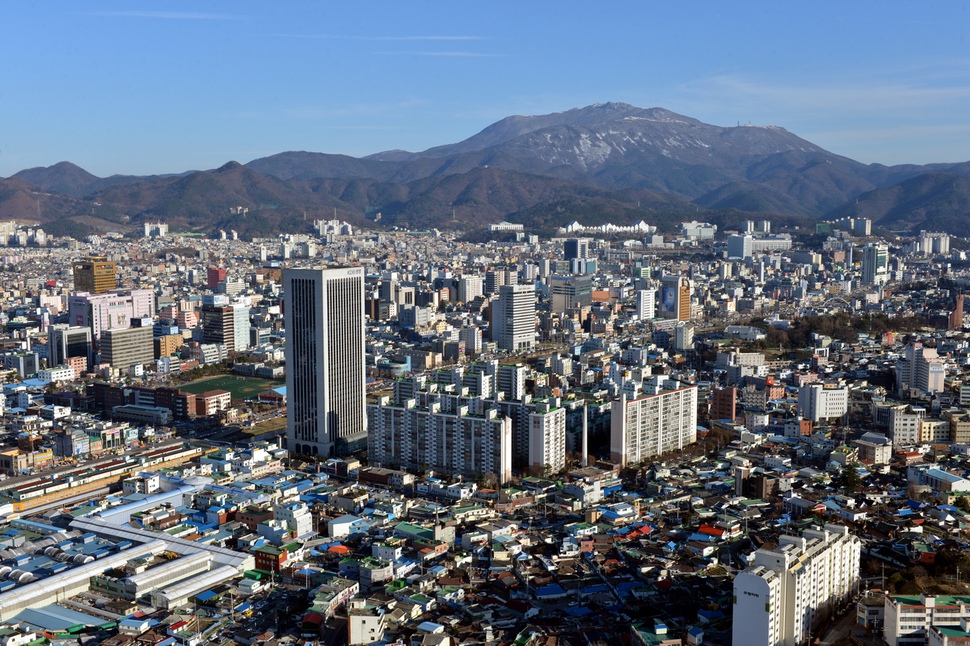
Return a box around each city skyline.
[3,1,970,177]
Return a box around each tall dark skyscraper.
[284,267,367,457]
[563,238,590,261]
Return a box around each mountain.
[247,103,908,218]
[824,173,970,233]
[83,161,368,239]
[11,161,184,197]
[6,103,970,238]
[12,162,101,197]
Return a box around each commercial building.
[549,275,593,313]
[199,304,249,352]
[48,324,93,371]
[863,242,890,286]
[492,284,536,352]
[733,524,860,646]
[885,595,970,646]
[610,377,698,467]
[797,383,848,423]
[284,267,367,457]
[711,387,737,423]
[727,234,754,260]
[853,432,893,464]
[636,289,655,320]
[207,267,227,290]
[564,238,591,262]
[660,276,691,322]
[68,289,156,340]
[73,256,116,294]
[897,342,945,396]
[102,326,154,368]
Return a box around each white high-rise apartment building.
[368,394,512,484]
[528,400,566,475]
[493,284,535,352]
[284,267,367,457]
[897,342,945,396]
[457,276,483,303]
[610,377,697,467]
[636,289,655,320]
[920,230,950,257]
[733,524,860,646]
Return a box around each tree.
[956,496,970,512]
[837,463,861,494]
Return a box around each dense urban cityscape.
[0,210,966,646]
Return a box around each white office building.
[636,289,655,320]
[733,524,860,646]
[727,234,754,260]
[797,383,848,423]
[284,267,367,457]
[493,284,536,352]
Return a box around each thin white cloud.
[83,11,245,20]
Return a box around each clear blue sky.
[3,1,969,177]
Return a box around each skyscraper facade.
[660,275,692,321]
[862,242,890,286]
[284,267,367,457]
[563,238,590,261]
[492,284,535,352]
[636,289,656,320]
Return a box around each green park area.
[179,375,283,401]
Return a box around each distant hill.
[5,103,970,238]
[825,173,970,233]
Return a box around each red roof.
[698,524,725,537]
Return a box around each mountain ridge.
[5,103,970,238]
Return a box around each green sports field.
[179,375,283,401]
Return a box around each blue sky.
[2,1,969,177]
